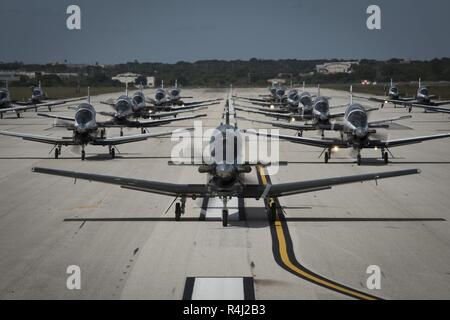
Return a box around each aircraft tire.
[175,203,181,221]
[222,209,228,227]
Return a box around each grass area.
[323,84,450,100]
[8,86,125,101]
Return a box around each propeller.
[70,145,81,155]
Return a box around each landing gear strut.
[222,197,229,227]
[175,197,186,221]
[54,146,61,159]
[383,150,389,164]
[324,151,329,163]
[357,151,362,166]
[268,201,277,223]
[109,146,116,159]
[120,128,124,137]
[81,145,86,161]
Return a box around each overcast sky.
[1,0,449,64]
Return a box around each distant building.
[112,73,155,87]
[146,76,155,87]
[112,73,140,84]
[316,61,359,74]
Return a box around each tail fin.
[161,80,164,89]
[302,81,305,91]
[125,82,129,96]
[350,85,353,104]
[418,78,422,88]
[87,87,90,103]
[175,79,178,88]
[317,84,321,97]
[390,78,393,87]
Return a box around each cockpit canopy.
[299,93,313,106]
[116,96,132,114]
[288,89,299,101]
[314,98,329,114]
[75,103,95,124]
[170,89,180,97]
[418,87,429,96]
[132,92,145,105]
[32,88,42,96]
[276,88,285,98]
[390,86,399,94]
[345,104,368,128]
[155,90,165,101]
[0,90,7,100]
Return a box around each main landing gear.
[175,197,186,221]
[108,145,116,159]
[54,146,62,159]
[356,151,362,166]
[222,197,229,227]
[81,145,86,161]
[381,148,389,164]
[268,201,277,223]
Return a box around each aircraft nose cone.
[215,164,235,181]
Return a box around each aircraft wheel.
[269,202,277,223]
[357,154,362,166]
[324,152,329,163]
[0,113,3,119]
[120,130,124,137]
[17,113,21,118]
[111,148,115,159]
[55,148,59,159]
[48,107,52,112]
[383,152,389,164]
[409,107,412,113]
[297,131,303,137]
[222,209,228,227]
[81,150,86,161]
[175,203,181,221]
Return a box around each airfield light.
[333,146,339,152]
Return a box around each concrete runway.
[0,87,449,299]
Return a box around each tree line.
[2,58,450,87]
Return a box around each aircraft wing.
[0,130,77,145]
[233,96,269,103]
[235,104,290,114]
[261,169,420,197]
[237,116,344,132]
[100,113,207,128]
[31,167,419,199]
[235,107,298,122]
[371,133,450,148]
[92,130,175,146]
[168,101,219,111]
[181,98,223,106]
[37,113,75,122]
[408,103,450,113]
[32,167,209,198]
[148,107,207,119]
[368,115,412,126]
[244,129,348,148]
